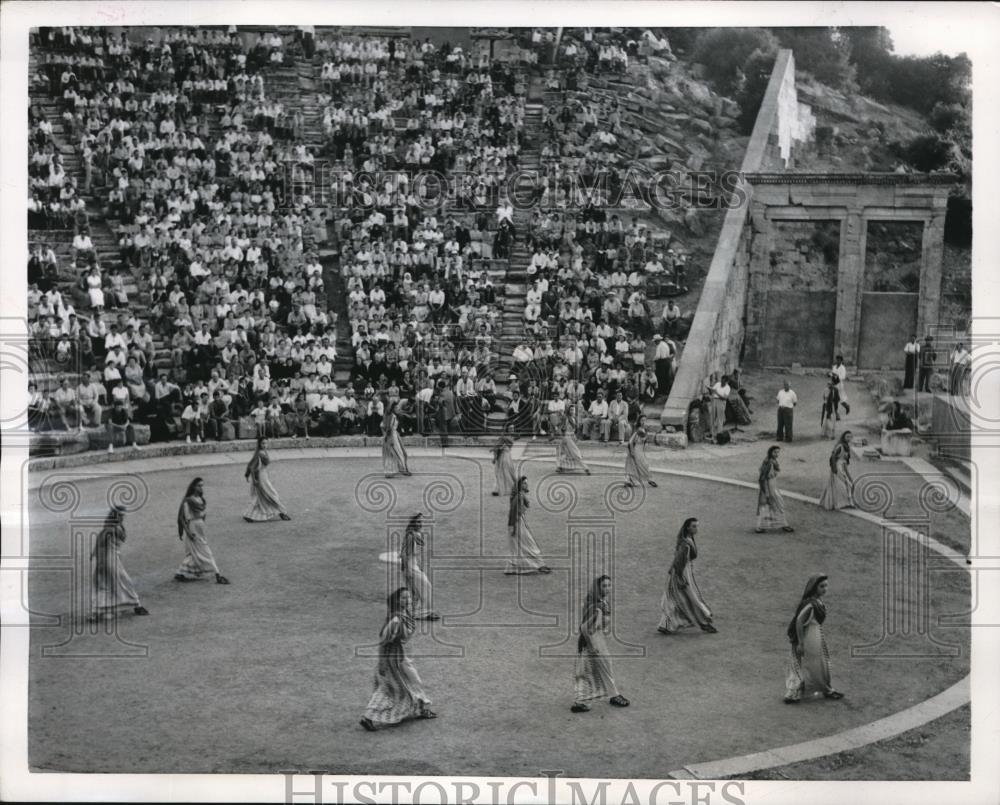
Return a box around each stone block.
[29,430,90,457]
[85,426,112,450]
[881,428,913,457]
[654,430,688,449]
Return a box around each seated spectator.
[106,399,136,452]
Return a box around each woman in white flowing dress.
[243,437,292,522]
[175,477,230,584]
[491,435,516,497]
[819,431,854,511]
[399,513,439,620]
[784,574,844,703]
[658,517,717,634]
[755,445,794,532]
[624,413,657,488]
[572,575,630,713]
[91,506,149,620]
[382,401,411,478]
[506,476,551,575]
[360,587,437,731]
[555,410,590,474]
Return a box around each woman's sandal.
[782,526,795,532]
[657,626,672,635]
[701,624,718,633]
[133,606,149,616]
[173,574,188,582]
[419,709,438,719]
[570,703,591,713]
[360,717,377,731]
[280,513,292,521]
[648,481,658,487]
[754,528,765,533]
[783,697,800,705]
[824,690,844,700]
[609,695,630,707]
[539,566,552,574]
[215,574,230,585]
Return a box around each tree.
[842,27,895,98]
[770,27,853,88]
[735,49,777,135]
[691,28,778,95]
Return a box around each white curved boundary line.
[25,447,972,778]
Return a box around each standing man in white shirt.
[775,380,797,442]
[831,355,849,416]
[653,334,674,399]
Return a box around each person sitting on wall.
[886,401,913,432]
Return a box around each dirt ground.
[26,403,971,780]
[735,704,970,781]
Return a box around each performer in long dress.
[624,414,657,488]
[399,513,440,620]
[382,401,412,478]
[658,517,717,634]
[784,574,844,703]
[555,410,591,474]
[491,435,517,497]
[506,476,551,575]
[755,445,794,533]
[572,574,630,713]
[819,431,854,511]
[175,477,230,584]
[91,506,148,620]
[243,437,292,522]
[360,587,437,731]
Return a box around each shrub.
[770,27,853,89]
[691,28,778,95]
[735,48,777,135]
[900,135,952,172]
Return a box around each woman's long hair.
[246,437,265,479]
[835,430,852,463]
[178,477,204,537]
[93,506,125,559]
[676,517,697,546]
[382,398,397,433]
[183,476,203,499]
[760,445,780,482]
[786,573,828,645]
[493,434,512,461]
[578,574,611,652]
[384,586,411,627]
[510,475,527,500]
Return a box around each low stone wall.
[27,431,689,472]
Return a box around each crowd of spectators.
[27,26,695,449]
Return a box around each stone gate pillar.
[918,209,947,337]
[836,206,865,366]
